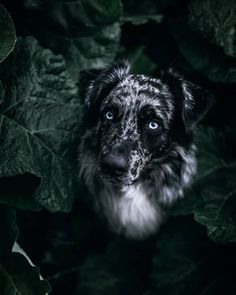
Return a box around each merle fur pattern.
[78,61,211,239]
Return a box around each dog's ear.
[161,68,213,132]
[84,60,130,121]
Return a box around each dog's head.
[82,61,211,186]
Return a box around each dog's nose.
[100,153,129,176]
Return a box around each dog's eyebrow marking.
[100,100,121,111]
[117,91,131,98]
[131,76,171,98]
[139,105,165,120]
[138,96,172,122]
[117,75,171,103]
[140,107,169,123]
[136,77,162,88]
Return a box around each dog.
[78,61,211,239]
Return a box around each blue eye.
[148,121,159,130]
[105,111,114,120]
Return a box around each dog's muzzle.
[100,150,129,180]
[99,141,134,182]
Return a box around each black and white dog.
[78,61,211,239]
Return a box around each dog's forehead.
[105,74,172,109]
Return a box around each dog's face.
[98,75,174,185]
[82,61,211,187]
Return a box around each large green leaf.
[151,217,236,295]
[77,255,120,295]
[189,0,236,58]
[76,237,154,295]
[171,128,236,243]
[0,37,82,212]
[121,14,163,25]
[0,254,51,295]
[0,205,51,294]
[0,174,41,210]
[0,4,16,63]
[121,0,163,25]
[20,0,122,80]
[0,80,4,104]
[168,19,236,83]
[23,0,121,33]
[0,206,18,258]
[173,165,236,244]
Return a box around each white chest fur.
[100,184,163,239]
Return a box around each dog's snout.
[100,152,128,176]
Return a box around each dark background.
[0,0,236,294]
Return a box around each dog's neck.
[97,181,163,239]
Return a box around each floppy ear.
[161,68,213,132]
[83,60,130,123]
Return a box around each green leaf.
[0,80,4,104]
[23,0,121,32]
[168,19,236,83]
[121,14,163,25]
[196,127,234,173]
[0,254,51,295]
[121,0,163,25]
[0,205,51,294]
[21,0,122,80]
[151,217,236,294]
[0,174,41,211]
[189,0,236,58]
[0,4,16,63]
[123,0,159,16]
[171,127,236,243]
[77,255,120,295]
[0,206,18,257]
[76,238,152,294]
[173,164,236,244]
[0,37,82,212]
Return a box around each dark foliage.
[0,0,235,294]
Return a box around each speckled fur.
[78,61,211,239]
